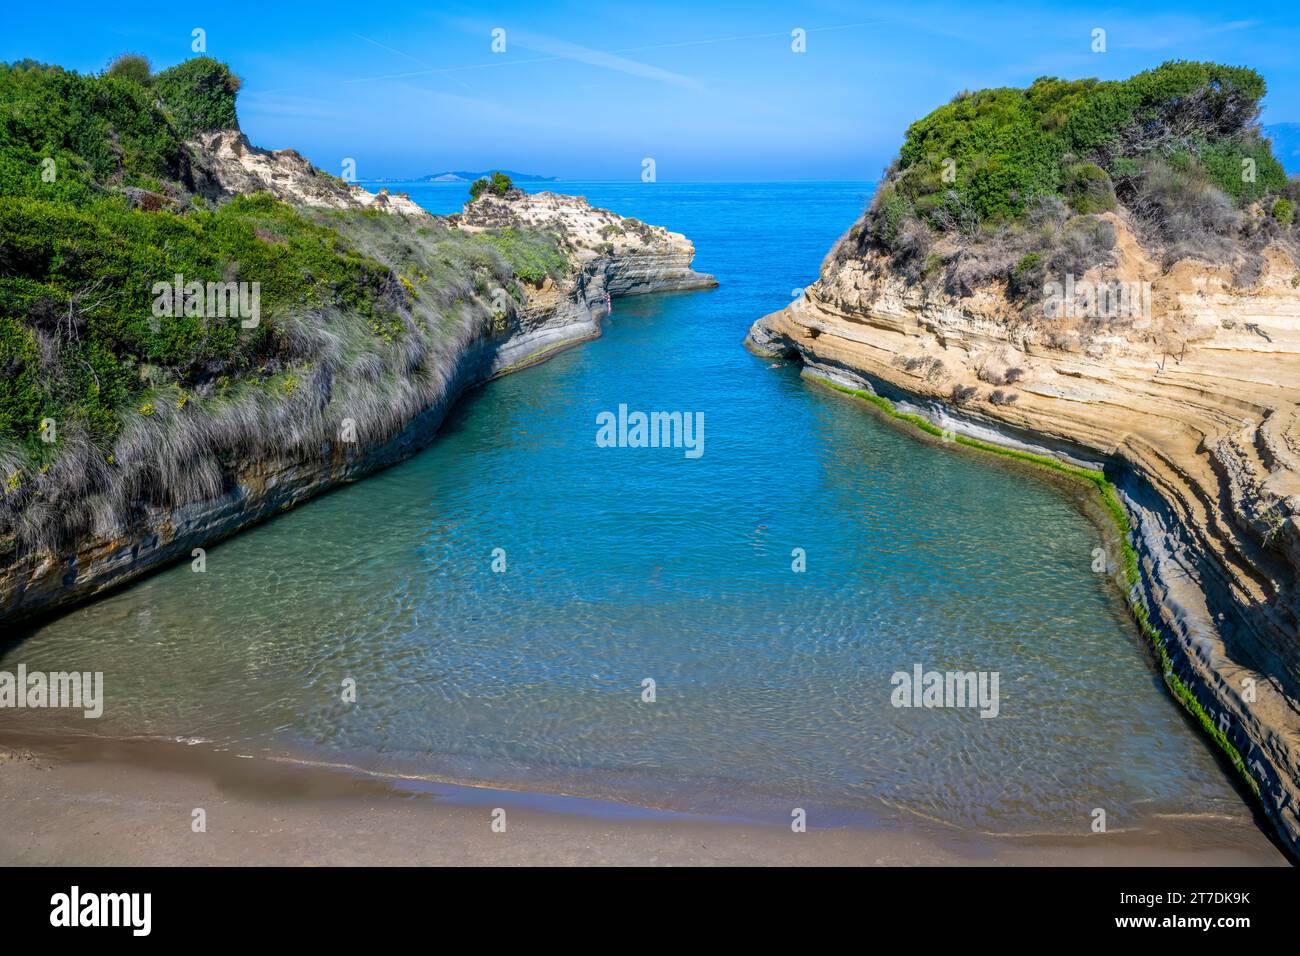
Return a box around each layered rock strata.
[748,214,1300,855]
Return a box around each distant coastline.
[360,169,558,184]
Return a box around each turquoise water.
[1,183,1258,837]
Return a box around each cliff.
[749,60,1300,855]
[451,191,719,296]
[0,62,714,624]
[188,129,428,215]
[748,188,1300,859]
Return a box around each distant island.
[361,170,558,184]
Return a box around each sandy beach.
[0,736,1287,867]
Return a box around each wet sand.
[0,736,1288,866]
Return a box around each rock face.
[748,212,1300,855]
[450,192,716,380]
[188,129,428,216]
[1,144,714,626]
[453,191,719,296]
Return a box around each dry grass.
[0,209,553,559]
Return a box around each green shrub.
[0,316,43,439]
[1013,252,1041,276]
[0,184,401,444]
[897,82,1069,222]
[872,185,911,248]
[887,60,1284,234]
[469,172,514,199]
[1011,252,1043,295]
[0,60,183,200]
[473,227,566,285]
[1063,162,1116,213]
[1273,198,1295,228]
[0,53,598,566]
[106,53,152,86]
[153,57,240,137]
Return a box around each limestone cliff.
[0,140,714,624]
[452,191,719,296]
[748,210,1300,855]
[188,129,428,215]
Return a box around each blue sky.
[4,1,1300,180]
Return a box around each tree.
[470,172,514,200]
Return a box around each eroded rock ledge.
[0,145,715,625]
[452,191,719,297]
[747,214,1300,855]
[188,129,428,215]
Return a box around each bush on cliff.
[1276,199,1295,228]
[856,59,1298,301]
[469,171,514,200]
[473,227,566,285]
[0,60,185,203]
[1063,162,1116,214]
[106,53,152,87]
[152,57,241,137]
[890,61,1285,226]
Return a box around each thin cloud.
[245,20,883,97]
[353,32,475,92]
[353,33,431,68]
[509,31,700,89]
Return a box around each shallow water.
[0,182,1261,839]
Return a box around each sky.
[3,1,1300,181]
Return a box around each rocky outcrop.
[187,129,428,215]
[747,212,1300,855]
[453,191,719,296]
[449,192,715,379]
[1,146,714,626]
[187,133,718,302]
